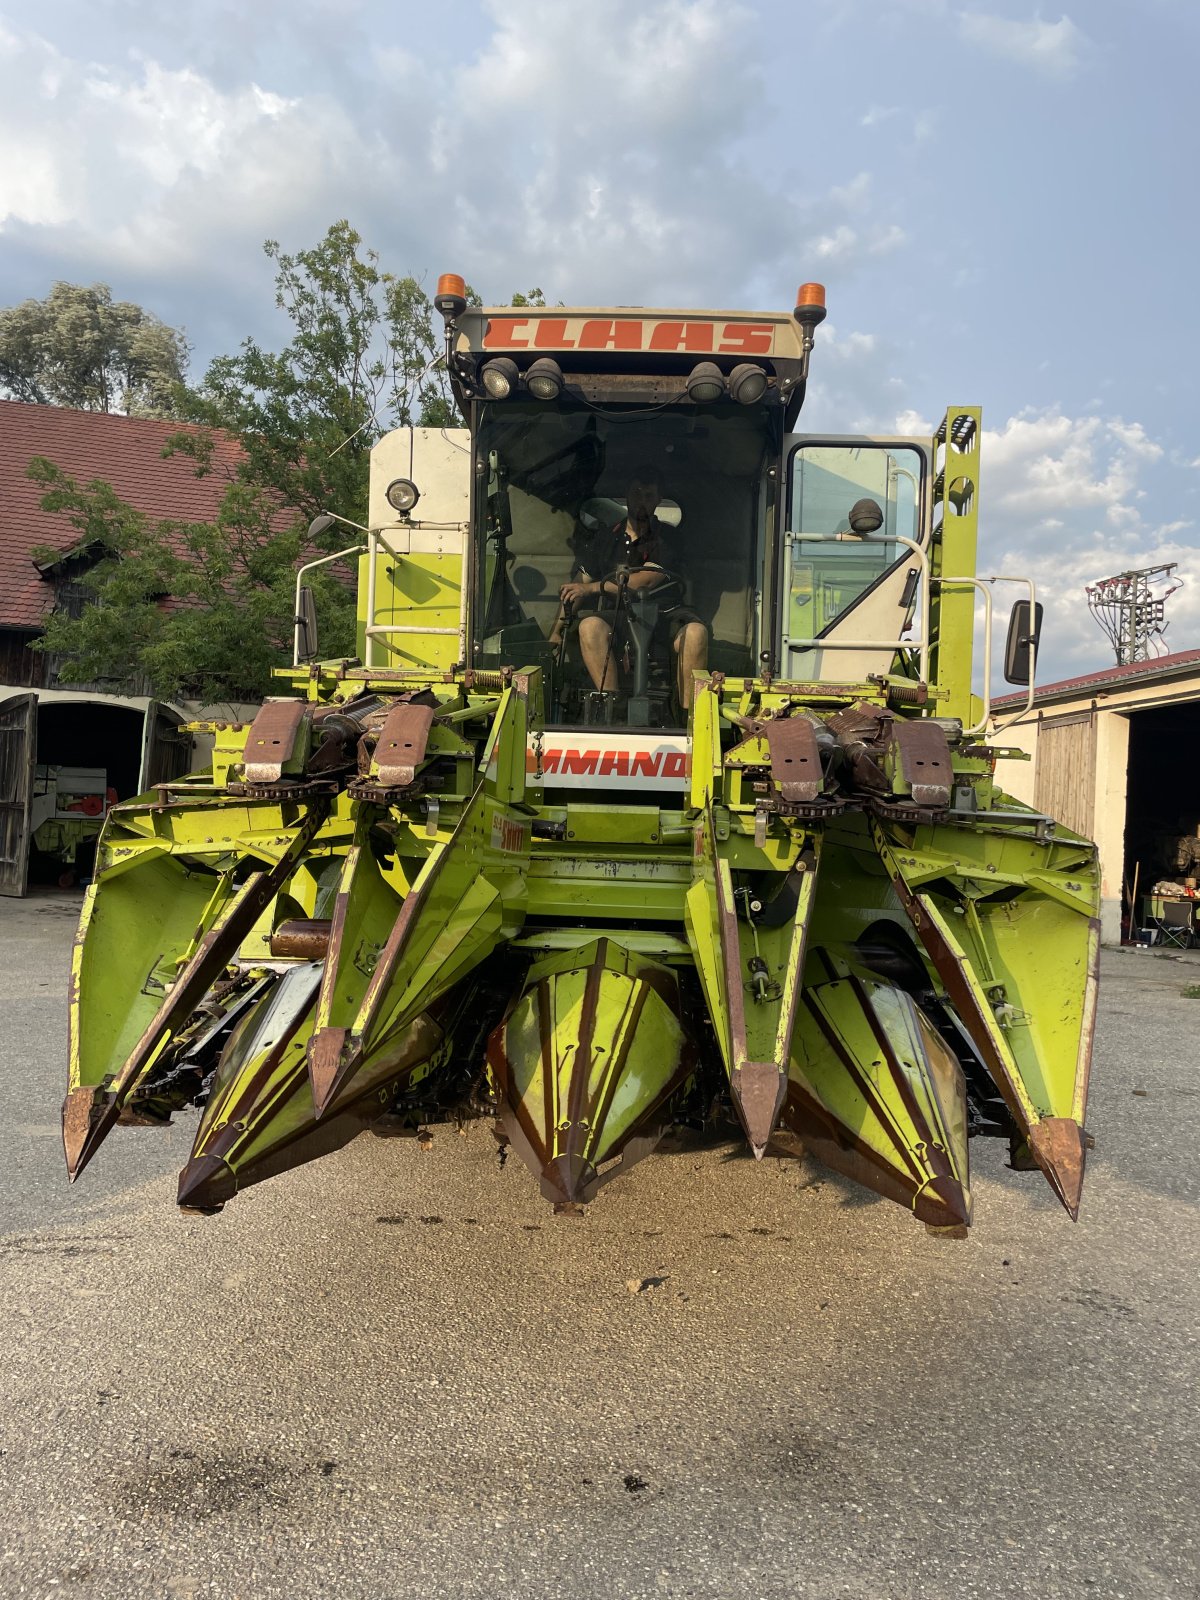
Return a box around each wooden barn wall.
[0,630,46,689]
[1034,710,1098,839]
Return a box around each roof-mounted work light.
[728,363,768,405]
[481,357,519,399]
[685,361,725,403]
[526,357,564,401]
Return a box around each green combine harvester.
[62,279,1100,1232]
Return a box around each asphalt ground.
[1,892,1198,1600]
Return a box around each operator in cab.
[550,465,709,711]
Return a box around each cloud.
[0,2,911,363]
[860,103,938,144]
[973,408,1197,678]
[956,10,1090,79]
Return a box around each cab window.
[784,443,925,674]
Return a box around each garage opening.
[0,696,192,894]
[1124,699,1200,944]
[29,702,147,887]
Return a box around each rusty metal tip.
[914,1173,973,1231]
[62,1087,119,1182]
[176,1153,236,1212]
[730,1064,787,1157]
[308,1027,355,1118]
[1026,1117,1087,1221]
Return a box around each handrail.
[785,529,930,681]
[935,576,993,736]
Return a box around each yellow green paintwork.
[62,383,1102,1233]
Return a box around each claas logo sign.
[484,317,776,355]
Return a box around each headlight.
[386,478,420,513]
[481,357,519,399]
[728,363,768,405]
[525,357,564,401]
[685,361,725,404]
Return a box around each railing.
[783,529,931,682]
[362,523,467,667]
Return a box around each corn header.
[63,279,1099,1233]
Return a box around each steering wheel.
[599,567,685,610]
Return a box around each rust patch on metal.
[62,1086,119,1181]
[308,1026,350,1114]
[375,699,436,787]
[891,719,951,810]
[1026,1117,1087,1221]
[270,919,333,961]
[764,714,823,805]
[731,1061,787,1157]
[243,701,307,785]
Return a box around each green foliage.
[0,282,189,416]
[29,221,545,701]
[30,457,356,703]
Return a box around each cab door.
[0,692,37,897]
[779,435,931,683]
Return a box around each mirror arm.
[293,544,367,666]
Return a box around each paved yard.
[1,893,1197,1599]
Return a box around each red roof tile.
[993,646,1200,707]
[0,399,247,630]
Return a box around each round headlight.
[526,357,564,401]
[481,357,519,399]
[386,478,420,514]
[728,363,768,405]
[685,361,725,404]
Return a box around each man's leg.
[578,614,619,691]
[673,621,709,710]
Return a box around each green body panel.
[928,407,982,723]
[61,371,1101,1236]
[785,950,972,1229]
[356,547,462,670]
[490,938,692,1204]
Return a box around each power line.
[1085,563,1182,665]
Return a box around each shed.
[994,649,1200,944]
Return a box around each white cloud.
[0,1,910,337]
[956,11,1090,79]
[974,408,1197,677]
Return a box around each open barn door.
[0,692,37,897]
[138,701,192,793]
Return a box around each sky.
[1,0,1197,683]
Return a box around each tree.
[31,221,542,700]
[30,455,357,704]
[0,282,189,416]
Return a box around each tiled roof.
[0,399,248,630]
[993,646,1200,707]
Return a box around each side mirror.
[295,586,319,663]
[1004,599,1043,685]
